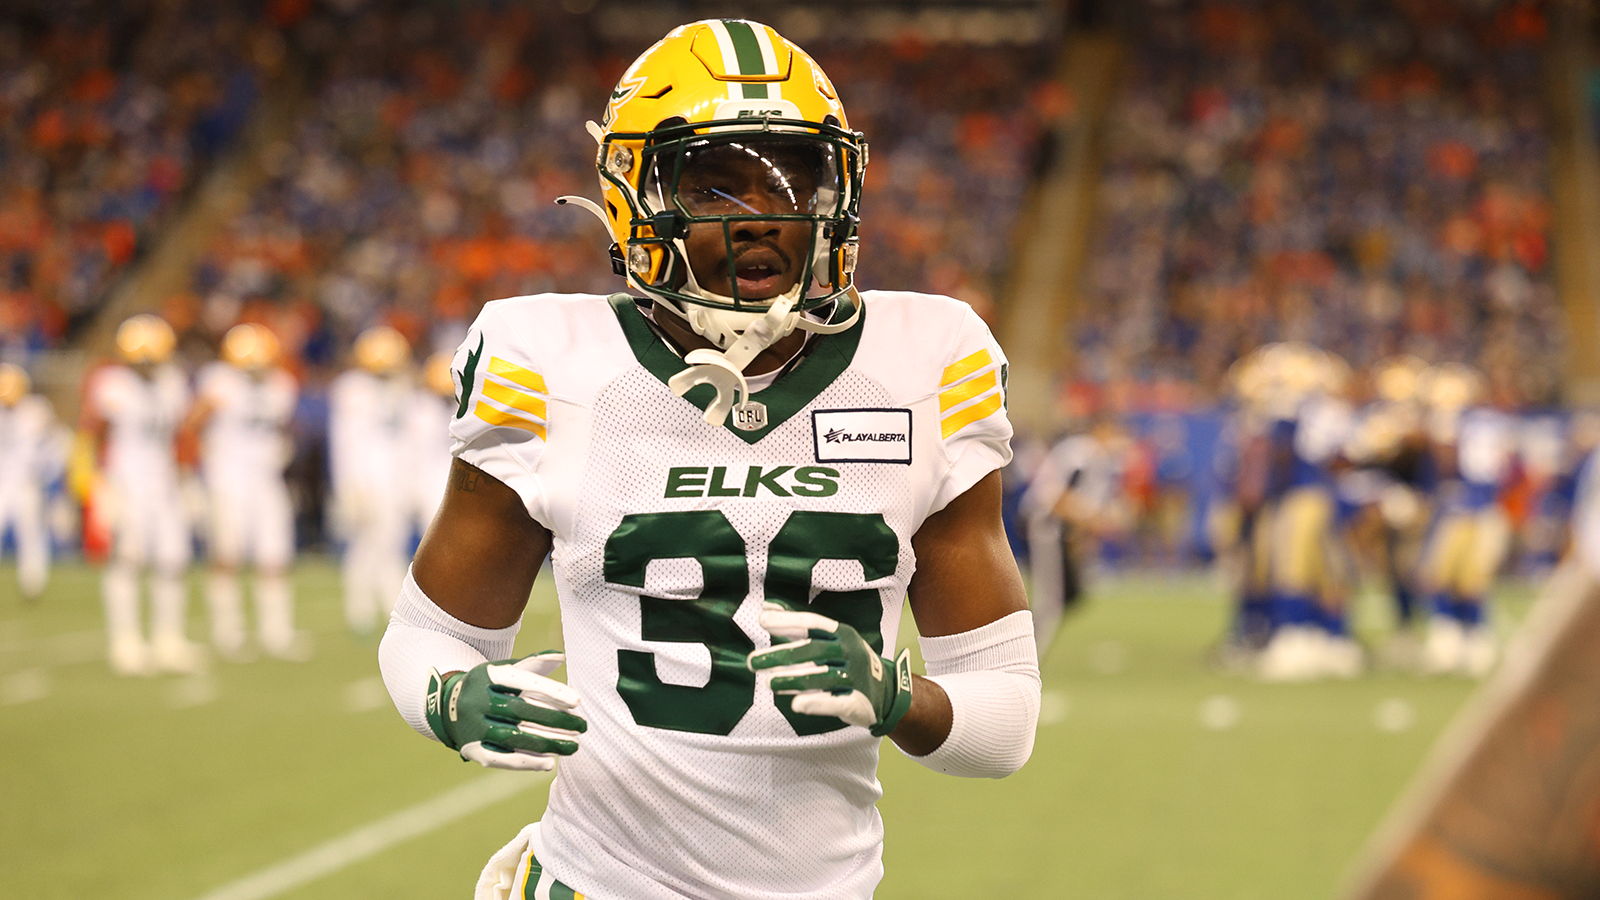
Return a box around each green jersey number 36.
[604,510,898,736]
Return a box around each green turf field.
[0,561,1535,899]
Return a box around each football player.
[1416,364,1514,676]
[0,363,57,601]
[408,352,458,541]
[186,323,306,660]
[329,325,414,635]
[1211,347,1279,664]
[1021,414,1134,655]
[1255,344,1359,681]
[378,20,1041,900]
[81,314,203,675]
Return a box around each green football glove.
[747,602,913,737]
[424,650,586,771]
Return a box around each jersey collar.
[607,293,865,444]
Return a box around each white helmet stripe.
[713,19,773,100]
[707,20,745,101]
[754,23,781,97]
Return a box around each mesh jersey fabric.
[449,290,1011,899]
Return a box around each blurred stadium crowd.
[1,0,1596,682]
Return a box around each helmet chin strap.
[666,290,798,428]
[662,285,862,428]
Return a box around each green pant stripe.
[523,856,542,900]
[523,849,579,899]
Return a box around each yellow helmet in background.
[423,352,455,398]
[1226,352,1268,408]
[1372,355,1429,405]
[1422,362,1483,413]
[595,19,865,315]
[116,314,176,365]
[1315,349,1351,395]
[0,363,28,406]
[352,326,410,376]
[221,323,282,372]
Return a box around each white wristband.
[378,567,521,741]
[909,610,1040,778]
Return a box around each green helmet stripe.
[721,20,767,75]
[721,20,772,99]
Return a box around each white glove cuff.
[379,566,521,741]
[908,610,1040,778]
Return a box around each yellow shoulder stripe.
[940,348,993,387]
[941,393,1002,439]
[481,379,548,421]
[488,356,546,393]
[474,402,547,440]
[939,369,997,413]
[474,356,548,438]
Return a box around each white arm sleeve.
[378,567,521,741]
[907,610,1041,778]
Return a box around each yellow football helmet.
[0,363,28,406]
[353,326,410,376]
[1421,362,1483,413]
[1372,355,1428,405]
[221,323,282,371]
[423,352,455,397]
[593,19,865,317]
[116,313,176,365]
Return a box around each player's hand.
[748,602,913,737]
[424,651,585,771]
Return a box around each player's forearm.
[379,568,520,741]
[897,611,1041,778]
[888,674,953,756]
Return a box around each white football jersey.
[450,291,1012,900]
[197,362,297,486]
[86,364,188,486]
[328,369,414,494]
[0,395,55,491]
[407,388,455,524]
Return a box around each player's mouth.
[728,247,792,300]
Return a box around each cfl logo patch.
[733,401,768,432]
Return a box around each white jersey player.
[82,315,202,675]
[379,21,1041,900]
[329,325,415,634]
[0,364,57,600]
[187,324,305,660]
[408,352,457,538]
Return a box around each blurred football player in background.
[0,363,57,601]
[408,352,457,541]
[329,325,414,635]
[1342,355,1433,668]
[1211,349,1278,664]
[81,314,202,675]
[1417,363,1513,676]
[185,323,306,661]
[1022,414,1135,655]
[1256,343,1360,681]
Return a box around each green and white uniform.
[450,290,1011,899]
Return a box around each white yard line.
[191,772,546,900]
[167,675,220,709]
[0,668,50,705]
[341,676,389,713]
